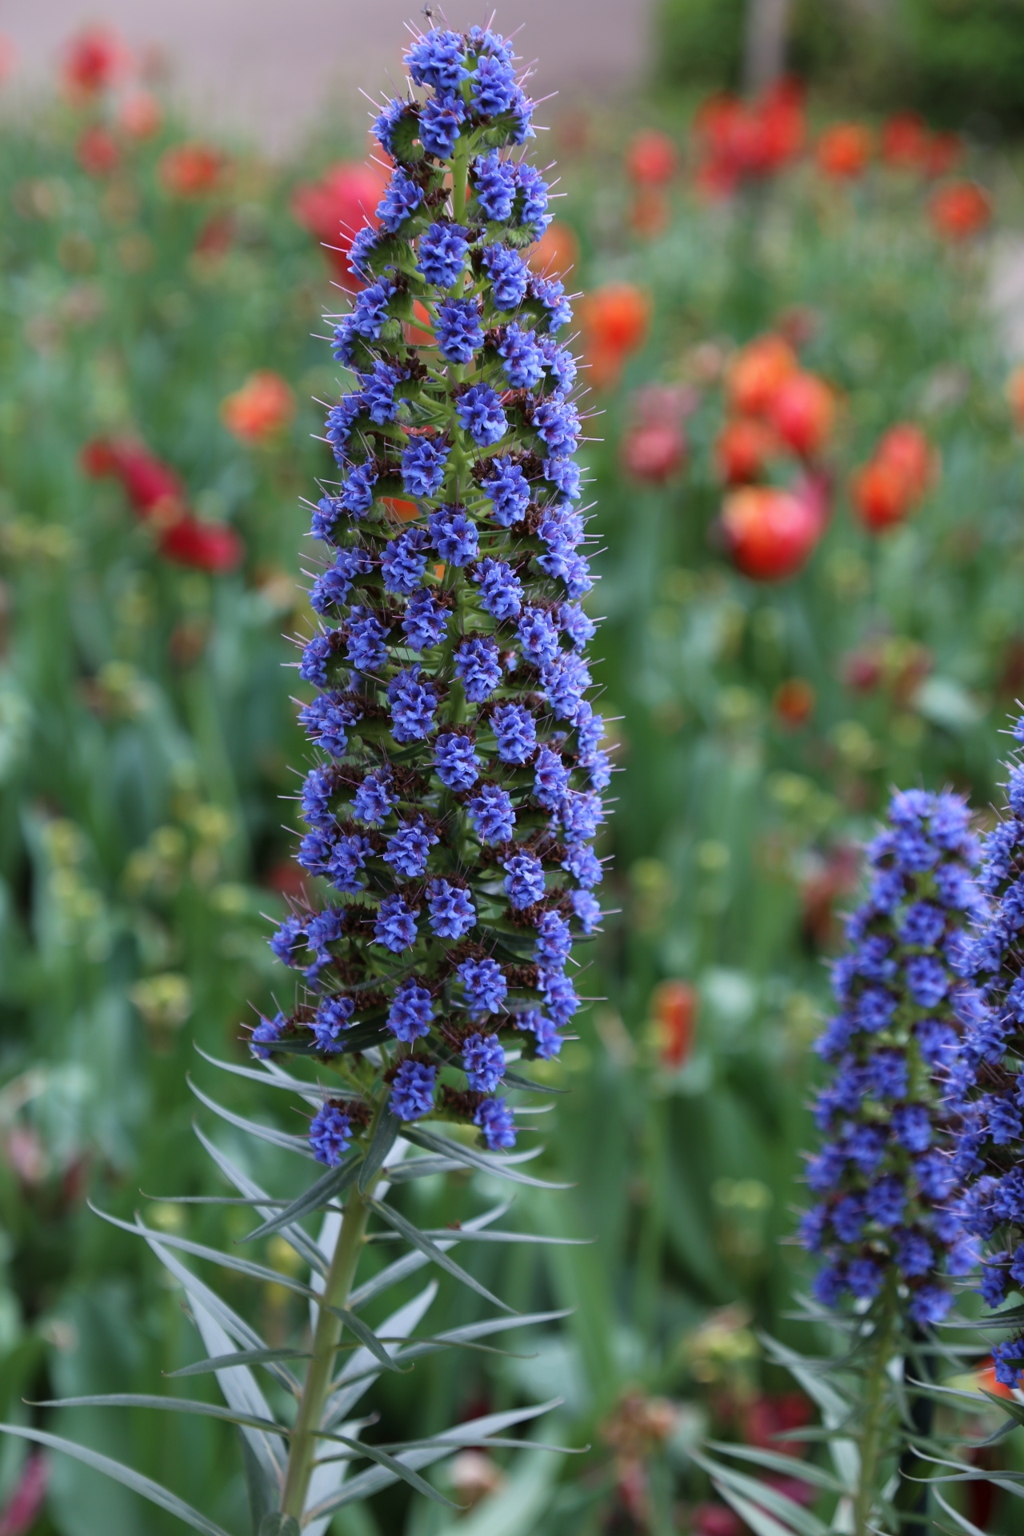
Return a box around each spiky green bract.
[0,25,589,1536]
[270,21,607,1159]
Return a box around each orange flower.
[292,162,388,289]
[527,219,579,278]
[767,372,835,459]
[877,423,936,500]
[816,123,872,180]
[119,91,161,139]
[404,299,434,347]
[622,421,686,483]
[1007,365,1024,428]
[850,459,911,532]
[221,371,295,443]
[382,498,420,523]
[159,142,224,198]
[881,112,930,171]
[726,334,798,416]
[651,980,697,1070]
[0,35,17,85]
[693,79,804,197]
[77,125,120,178]
[61,26,129,98]
[581,283,651,387]
[929,180,991,241]
[626,129,677,187]
[774,678,815,728]
[722,485,821,581]
[715,417,777,485]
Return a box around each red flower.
[881,112,930,171]
[722,484,821,581]
[651,980,697,1069]
[159,142,225,198]
[622,421,686,483]
[774,677,815,728]
[158,517,243,573]
[119,91,162,139]
[767,371,835,459]
[527,219,579,278]
[581,282,651,389]
[76,125,120,178]
[221,371,295,443]
[694,79,804,197]
[726,334,797,416]
[816,122,872,180]
[81,437,184,519]
[0,1451,47,1536]
[626,129,677,186]
[292,162,388,288]
[715,417,777,485]
[61,26,129,98]
[929,180,991,241]
[850,423,937,533]
[876,423,935,501]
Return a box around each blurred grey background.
[0,1,653,151]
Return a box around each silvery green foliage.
[0,24,596,1532]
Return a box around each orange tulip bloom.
[929,180,991,241]
[768,372,835,459]
[159,142,224,198]
[221,372,295,443]
[715,417,777,485]
[726,334,798,417]
[626,129,677,187]
[816,123,873,180]
[722,485,821,581]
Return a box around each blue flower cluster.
[258,25,606,1164]
[800,790,982,1325]
[947,720,1024,1384]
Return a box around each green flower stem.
[853,1277,899,1536]
[279,1175,374,1519]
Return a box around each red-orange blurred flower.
[977,1359,1016,1401]
[158,517,243,573]
[651,980,697,1069]
[581,282,651,389]
[1007,366,1024,429]
[774,678,815,728]
[850,422,937,533]
[159,142,224,198]
[850,458,911,533]
[925,131,962,178]
[383,498,421,523]
[726,334,798,417]
[722,485,821,581]
[292,162,388,288]
[527,219,579,278]
[61,26,129,98]
[81,437,184,520]
[877,423,936,501]
[767,372,835,459]
[816,122,872,180]
[76,125,120,178]
[881,111,930,171]
[693,79,804,197]
[0,35,17,85]
[715,417,777,484]
[929,180,991,242]
[629,188,669,239]
[622,421,686,483]
[221,371,295,443]
[195,212,235,261]
[119,91,161,139]
[626,129,677,186]
[404,299,435,347]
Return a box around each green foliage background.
[2,56,1024,1536]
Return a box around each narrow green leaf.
[329,1306,409,1374]
[497,1068,566,1096]
[402,1125,571,1189]
[194,1045,320,1098]
[166,1348,312,1380]
[329,1432,458,1508]
[240,1154,362,1246]
[193,1125,328,1276]
[347,1200,510,1310]
[712,1484,801,1536]
[189,1077,316,1157]
[705,1442,845,1496]
[934,1493,993,1536]
[0,1424,234,1536]
[368,1199,516,1314]
[691,1453,830,1536]
[32,1395,288,1437]
[358,1110,401,1194]
[386,1154,469,1183]
[92,1208,321,1302]
[259,1516,301,1536]
[333,1308,570,1389]
[416,1228,590,1247]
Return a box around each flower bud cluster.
[252,26,608,1160]
[948,720,1024,1385]
[800,790,981,1324]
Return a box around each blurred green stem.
[853,1278,898,1536]
[280,1181,372,1519]
[633,1088,666,1344]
